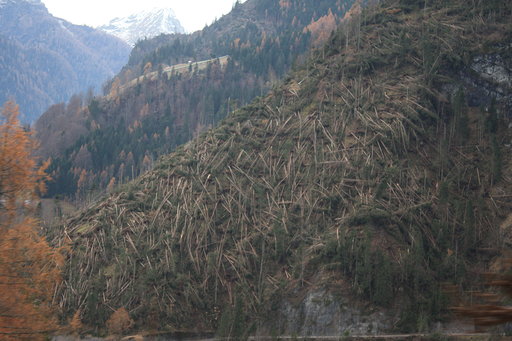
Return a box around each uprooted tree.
[0,100,63,340]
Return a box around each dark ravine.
[50,0,512,338]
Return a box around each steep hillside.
[0,0,130,122]
[51,0,512,336]
[37,0,357,200]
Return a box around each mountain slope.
[38,0,356,199]
[127,0,350,68]
[0,0,130,122]
[99,8,185,46]
[51,0,512,336]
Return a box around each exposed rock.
[460,51,512,115]
[260,289,395,336]
[471,54,511,88]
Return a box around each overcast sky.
[41,0,245,33]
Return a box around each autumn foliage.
[0,101,63,340]
[303,9,338,47]
[69,309,84,335]
[106,307,134,336]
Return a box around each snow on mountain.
[99,7,185,46]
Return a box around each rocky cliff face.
[463,51,512,113]
[260,289,394,336]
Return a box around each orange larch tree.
[106,307,134,336]
[303,9,338,47]
[0,100,63,340]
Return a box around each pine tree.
[453,88,469,143]
[0,101,63,340]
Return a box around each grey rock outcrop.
[460,48,512,114]
[259,289,395,337]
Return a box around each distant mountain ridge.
[98,7,185,46]
[0,0,131,122]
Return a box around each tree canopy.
[0,100,63,340]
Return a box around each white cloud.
[41,0,244,32]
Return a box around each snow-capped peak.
[98,7,185,46]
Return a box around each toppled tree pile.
[52,0,512,335]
